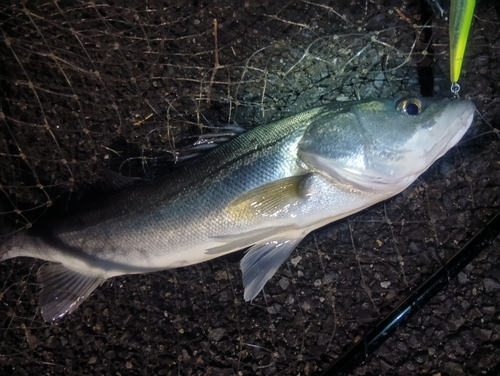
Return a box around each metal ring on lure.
[451,82,461,98]
[449,0,476,87]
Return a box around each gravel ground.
[0,1,499,375]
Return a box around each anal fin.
[241,233,304,301]
[37,263,106,322]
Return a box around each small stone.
[380,281,391,288]
[27,335,38,348]
[484,277,500,293]
[182,349,191,361]
[279,277,290,290]
[218,289,231,302]
[442,362,465,376]
[439,161,456,177]
[214,270,228,280]
[457,272,469,284]
[473,328,492,341]
[291,255,302,267]
[448,311,465,331]
[208,328,225,342]
[373,72,385,89]
[395,341,408,352]
[482,306,496,315]
[468,307,483,320]
[322,272,337,285]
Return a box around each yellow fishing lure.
[449,0,475,93]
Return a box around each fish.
[0,97,475,322]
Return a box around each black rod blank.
[318,210,500,376]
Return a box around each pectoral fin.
[241,233,304,301]
[226,174,312,220]
[37,263,106,322]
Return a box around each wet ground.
[0,0,499,375]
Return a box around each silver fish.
[1,97,475,321]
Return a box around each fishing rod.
[317,209,500,375]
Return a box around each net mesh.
[1,1,499,375]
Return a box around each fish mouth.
[414,100,475,173]
[442,105,475,155]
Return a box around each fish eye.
[396,98,422,115]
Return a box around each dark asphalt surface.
[0,1,499,375]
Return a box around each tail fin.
[0,232,107,322]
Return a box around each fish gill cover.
[0,1,499,375]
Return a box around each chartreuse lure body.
[449,0,476,95]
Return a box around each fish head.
[298,97,475,193]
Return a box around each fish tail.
[0,230,107,322]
